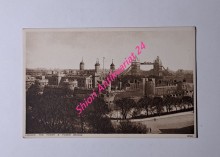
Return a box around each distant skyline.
[25,28,195,71]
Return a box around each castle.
[26,56,194,99]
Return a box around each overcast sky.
[25,27,195,71]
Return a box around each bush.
[116,121,147,134]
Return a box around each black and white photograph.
[2,0,220,156]
[24,27,197,137]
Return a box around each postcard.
[24,27,197,137]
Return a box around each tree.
[163,96,173,113]
[153,97,164,116]
[116,121,147,134]
[82,97,115,133]
[182,96,193,109]
[26,84,44,133]
[26,85,80,133]
[26,85,115,134]
[137,96,153,117]
[115,98,136,119]
[171,97,181,111]
[36,91,79,133]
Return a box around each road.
[112,111,195,134]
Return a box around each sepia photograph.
[23,27,197,137]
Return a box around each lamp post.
[103,57,105,76]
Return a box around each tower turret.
[153,56,162,76]
[110,59,115,71]
[95,58,100,73]
[131,56,141,75]
[80,57,84,70]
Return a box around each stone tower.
[153,56,162,76]
[142,78,155,97]
[110,59,115,71]
[131,56,141,75]
[80,57,84,70]
[95,58,100,73]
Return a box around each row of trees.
[114,95,194,119]
[26,84,193,133]
[26,84,148,134]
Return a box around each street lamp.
[103,57,105,76]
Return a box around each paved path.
[130,111,194,122]
[139,111,194,134]
[112,111,195,134]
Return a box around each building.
[80,58,85,71]
[61,75,93,89]
[142,78,155,97]
[155,85,177,96]
[26,56,194,99]
[153,56,163,76]
[26,75,36,90]
[110,59,115,71]
[46,72,64,86]
[35,76,49,87]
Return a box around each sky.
[25,27,195,71]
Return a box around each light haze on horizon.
[25,28,195,71]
